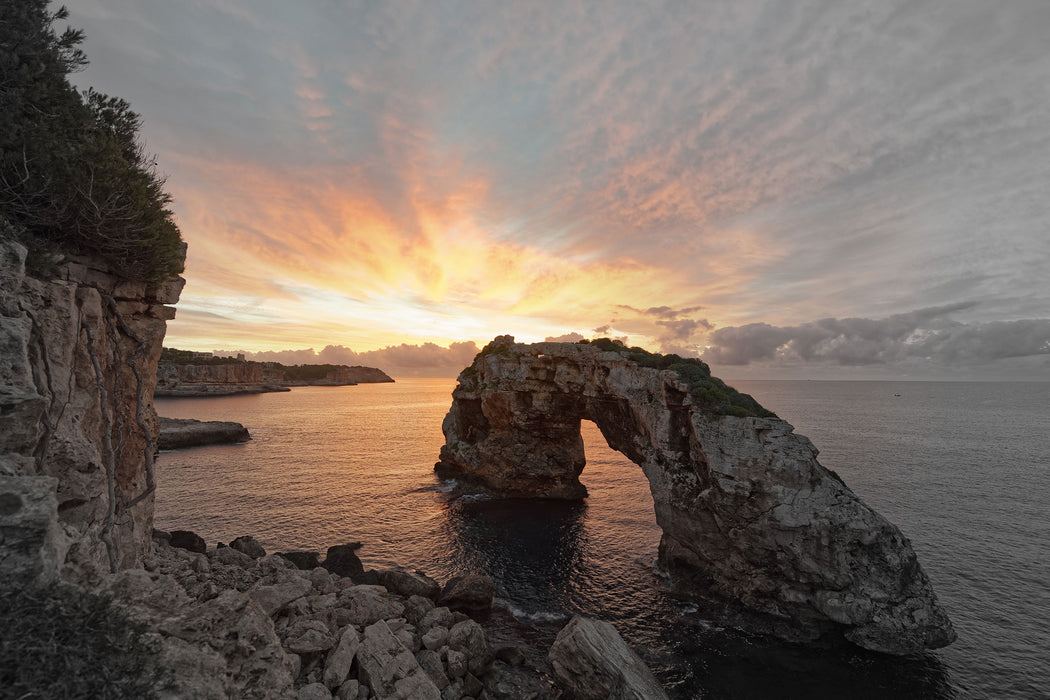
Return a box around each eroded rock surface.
[158,417,251,449]
[436,336,955,654]
[0,239,183,579]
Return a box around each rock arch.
[435,336,955,654]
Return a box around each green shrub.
[580,338,776,418]
[0,3,183,282]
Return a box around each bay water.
[155,378,1049,699]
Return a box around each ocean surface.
[155,378,1049,699]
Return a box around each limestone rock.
[438,574,494,613]
[322,543,365,578]
[0,239,184,578]
[547,616,667,700]
[358,620,441,699]
[230,535,267,558]
[343,585,406,627]
[157,417,251,450]
[169,529,206,554]
[251,575,313,616]
[447,619,493,677]
[435,336,956,654]
[211,544,256,568]
[378,569,441,600]
[279,551,322,570]
[324,625,362,689]
[299,682,333,700]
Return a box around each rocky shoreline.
[116,530,667,699]
[158,417,252,449]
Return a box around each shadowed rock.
[158,417,250,450]
[435,336,956,654]
[322,543,364,578]
[277,551,321,570]
[169,530,206,554]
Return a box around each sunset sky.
[67,1,1049,378]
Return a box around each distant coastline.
[156,347,394,397]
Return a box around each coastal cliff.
[1,238,183,580]
[436,336,956,655]
[156,360,393,396]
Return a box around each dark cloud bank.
[701,304,1050,373]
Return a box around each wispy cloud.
[68,0,1050,378]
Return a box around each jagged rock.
[358,620,441,699]
[169,530,207,554]
[421,626,449,651]
[342,585,406,627]
[299,682,333,700]
[100,569,296,699]
[447,619,493,677]
[324,625,362,689]
[279,551,322,570]
[0,240,183,579]
[419,606,454,633]
[251,576,313,616]
[446,649,468,679]
[416,649,450,690]
[436,336,956,654]
[322,543,365,578]
[230,535,267,558]
[211,545,255,568]
[378,569,441,600]
[336,679,360,700]
[438,575,494,613]
[285,619,338,653]
[547,616,667,700]
[157,417,250,449]
[403,594,436,625]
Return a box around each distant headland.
[156,347,394,397]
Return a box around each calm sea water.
[154,379,1049,699]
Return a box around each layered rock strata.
[0,239,183,579]
[435,336,956,654]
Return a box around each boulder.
[229,535,267,559]
[447,619,493,676]
[437,574,494,613]
[547,616,667,700]
[378,569,441,600]
[211,545,255,568]
[342,585,405,627]
[357,620,441,699]
[278,551,321,570]
[322,543,364,578]
[157,417,250,450]
[250,576,313,616]
[323,625,361,689]
[169,530,207,554]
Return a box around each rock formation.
[156,361,393,396]
[158,417,251,450]
[436,336,956,654]
[1,239,183,579]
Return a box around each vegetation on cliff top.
[580,338,776,418]
[0,2,182,282]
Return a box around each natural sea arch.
[435,336,956,655]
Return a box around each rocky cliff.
[436,336,956,655]
[156,361,287,396]
[156,362,393,396]
[0,239,183,581]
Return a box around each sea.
[154,378,1049,699]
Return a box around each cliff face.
[0,239,183,581]
[436,336,956,654]
[156,361,393,395]
[155,361,284,396]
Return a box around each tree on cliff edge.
[0,1,182,281]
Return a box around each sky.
[66,1,1049,379]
